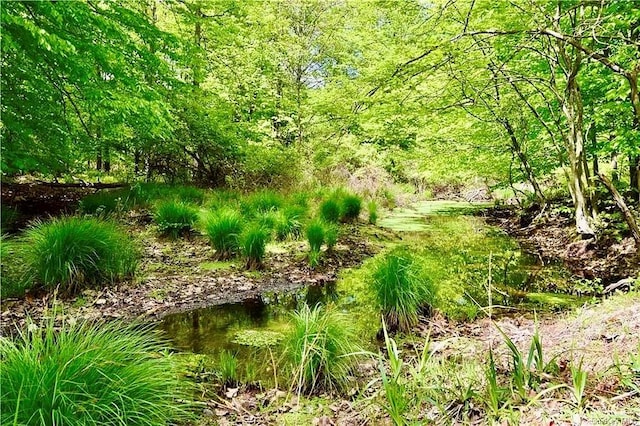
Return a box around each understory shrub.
[371,248,435,332]
[205,209,243,259]
[340,194,362,222]
[0,317,187,425]
[22,217,138,293]
[282,304,361,394]
[154,201,198,238]
[240,224,269,269]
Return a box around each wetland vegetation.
[2,1,640,425]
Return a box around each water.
[159,201,580,363]
[160,283,338,355]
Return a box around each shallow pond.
[159,201,582,368]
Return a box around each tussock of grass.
[371,248,435,332]
[368,201,378,225]
[306,219,325,253]
[22,217,138,293]
[242,190,284,216]
[319,198,341,223]
[240,224,269,269]
[283,304,361,394]
[154,201,198,238]
[0,317,188,425]
[1,236,29,298]
[341,194,362,222]
[205,209,243,259]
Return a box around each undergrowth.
[205,209,243,259]
[1,316,188,425]
[154,201,198,238]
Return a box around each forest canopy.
[1,0,639,235]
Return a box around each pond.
[159,201,582,372]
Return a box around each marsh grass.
[371,248,435,332]
[368,200,378,225]
[340,194,362,222]
[0,236,30,297]
[218,350,239,388]
[319,198,341,223]
[205,209,243,259]
[154,201,199,238]
[241,190,284,216]
[240,224,269,269]
[0,316,188,426]
[22,217,138,293]
[275,205,306,241]
[79,188,135,215]
[282,304,361,394]
[324,223,338,252]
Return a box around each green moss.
[200,260,236,271]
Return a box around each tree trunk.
[562,71,595,237]
[104,144,111,173]
[631,155,640,204]
[503,119,545,202]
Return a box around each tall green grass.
[205,209,243,259]
[282,304,361,394]
[154,201,198,238]
[1,317,187,425]
[240,224,269,269]
[22,217,138,293]
[306,219,325,268]
[79,188,134,215]
[340,194,362,222]
[241,190,283,216]
[371,248,435,332]
[319,198,341,223]
[1,236,29,298]
[368,200,378,225]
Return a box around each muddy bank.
[483,204,639,286]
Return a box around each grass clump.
[1,236,29,298]
[79,189,133,215]
[340,194,362,222]
[275,206,306,241]
[170,185,205,205]
[319,198,341,223]
[205,209,243,259]
[154,201,198,238]
[0,317,187,426]
[22,217,138,293]
[240,224,269,270]
[282,304,361,394]
[241,190,283,216]
[217,350,239,388]
[368,200,378,225]
[306,219,325,268]
[371,248,435,332]
[325,223,338,251]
